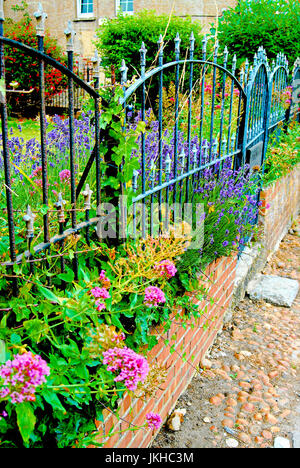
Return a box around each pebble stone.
[274,436,291,448]
[226,438,239,448]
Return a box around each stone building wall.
[3,0,237,60]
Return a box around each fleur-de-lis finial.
[202,35,207,58]
[64,20,76,52]
[23,205,36,239]
[120,59,128,85]
[158,34,164,65]
[180,149,185,174]
[190,31,195,54]
[174,32,181,61]
[34,3,47,37]
[165,154,172,176]
[132,170,139,192]
[150,160,156,185]
[192,145,198,170]
[222,136,227,155]
[139,42,147,75]
[54,193,66,223]
[223,46,228,65]
[82,184,93,211]
[232,54,237,74]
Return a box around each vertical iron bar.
[227,54,236,154]
[0,12,17,277]
[158,35,164,231]
[209,40,219,161]
[139,42,147,238]
[92,50,101,209]
[65,21,78,280]
[173,33,181,212]
[186,31,194,203]
[35,6,50,245]
[218,46,228,157]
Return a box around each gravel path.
[152,218,300,449]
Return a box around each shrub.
[213,0,300,69]
[95,10,204,81]
[263,120,300,186]
[4,3,67,113]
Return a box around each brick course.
[259,164,300,258]
[93,252,238,448]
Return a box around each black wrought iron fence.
[0,2,299,294]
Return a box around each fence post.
[64,20,78,280]
[0,1,18,293]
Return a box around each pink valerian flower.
[111,332,126,344]
[99,270,111,288]
[103,347,149,391]
[90,287,110,300]
[154,260,177,279]
[0,410,8,421]
[0,352,50,404]
[59,169,71,183]
[30,166,42,179]
[146,412,162,430]
[90,286,111,312]
[144,286,166,307]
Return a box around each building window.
[116,0,134,15]
[77,0,94,18]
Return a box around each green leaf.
[0,339,6,363]
[23,319,49,343]
[37,285,60,304]
[57,267,75,283]
[42,389,66,413]
[16,402,36,445]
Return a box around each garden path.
[152,216,300,449]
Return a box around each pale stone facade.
[3,0,237,61]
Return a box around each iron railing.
[0,1,299,293]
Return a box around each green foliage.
[213,0,300,68]
[4,2,67,102]
[263,120,300,186]
[95,10,204,80]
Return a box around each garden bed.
[93,253,238,448]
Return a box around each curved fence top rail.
[121,59,247,104]
[0,36,100,100]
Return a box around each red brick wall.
[259,164,300,257]
[93,253,238,448]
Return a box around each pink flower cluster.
[59,169,71,183]
[90,286,111,312]
[146,412,162,430]
[154,260,177,279]
[144,286,166,307]
[0,352,50,404]
[102,346,149,391]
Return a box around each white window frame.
[115,0,134,16]
[77,0,94,19]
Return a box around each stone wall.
[3,0,237,59]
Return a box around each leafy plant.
[213,0,300,69]
[263,120,300,186]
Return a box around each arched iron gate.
[0,1,298,293]
[119,35,247,239]
[0,4,103,287]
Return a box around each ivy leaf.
[16,402,36,445]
